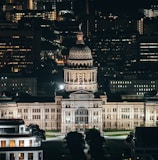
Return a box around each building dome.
[68,32,92,60]
[67,32,93,67]
[64,31,98,93]
[69,44,92,60]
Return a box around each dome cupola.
[64,25,98,93]
[67,31,93,68]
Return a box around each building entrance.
[75,107,88,132]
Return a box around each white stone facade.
[61,90,102,133]
[64,68,98,92]
[0,119,43,160]
[64,31,98,93]
[1,95,158,133]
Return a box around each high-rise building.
[143,4,158,18]
[89,31,138,90]
[0,29,41,73]
[0,74,37,96]
[109,78,158,96]
[139,34,158,63]
[2,0,58,21]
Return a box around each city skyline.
[0,1,158,160]
[0,0,158,97]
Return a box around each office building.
[89,31,138,90]
[109,78,158,96]
[0,29,41,73]
[0,119,43,160]
[139,34,158,63]
[0,75,37,96]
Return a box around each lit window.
[1,141,6,147]
[19,140,24,147]
[10,140,16,147]
[19,153,24,160]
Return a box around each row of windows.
[0,152,42,160]
[111,81,132,84]
[103,114,144,120]
[32,115,40,119]
[18,108,56,113]
[64,104,99,108]
[65,111,99,116]
[106,108,117,112]
[104,121,141,129]
[32,109,40,113]
[106,108,144,113]
[19,113,60,120]
[45,115,56,119]
[121,108,130,112]
[111,81,156,85]
[113,85,156,89]
[1,140,32,147]
[66,117,100,123]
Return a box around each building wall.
[0,76,37,96]
[61,91,103,133]
[109,79,158,96]
[102,101,145,130]
[0,30,41,73]
[17,102,61,130]
[0,95,158,132]
[0,101,18,119]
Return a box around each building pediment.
[69,90,94,100]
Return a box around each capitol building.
[0,31,158,133]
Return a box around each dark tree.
[27,124,46,140]
[64,131,86,160]
[85,128,107,160]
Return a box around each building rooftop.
[0,119,24,125]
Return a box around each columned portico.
[61,90,102,133]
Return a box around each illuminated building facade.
[0,92,158,133]
[139,35,158,63]
[64,32,98,92]
[0,29,41,73]
[89,31,138,90]
[109,79,158,96]
[0,119,43,160]
[0,31,157,134]
[0,14,157,134]
[143,5,158,18]
[61,31,101,133]
[11,10,57,22]
[2,0,74,23]
[0,75,37,96]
